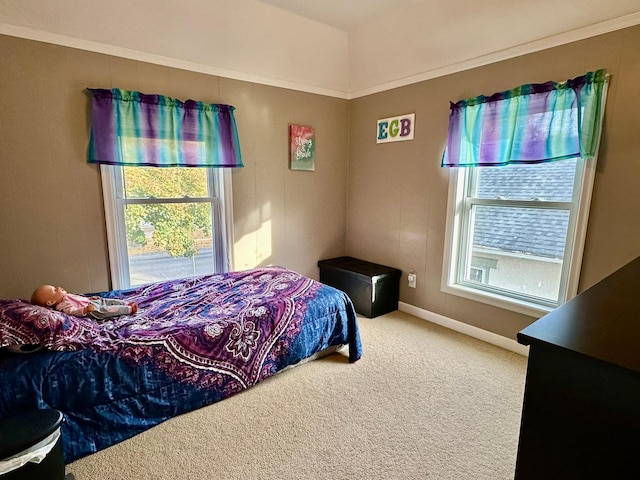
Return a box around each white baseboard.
[398,302,530,357]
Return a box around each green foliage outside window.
[123,168,212,258]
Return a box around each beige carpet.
[66,311,528,480]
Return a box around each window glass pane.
[475,160,577,201]
[125,202,213,286]
[466,205,570,302]
[123,167,209,199]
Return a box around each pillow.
[0,299,100,351]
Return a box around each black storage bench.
[0,409,66,480]
[318,256,401,318]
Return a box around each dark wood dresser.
[515,256,640,480]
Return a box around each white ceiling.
[256,0,412,31]
[257,0,640,35]
[1,0,639,98]
[255,0,640,96]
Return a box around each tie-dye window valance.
[87,88,243,168]
[442,69,607,168]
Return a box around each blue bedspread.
[0,267,362,461]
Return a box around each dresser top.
[518,256,640,373]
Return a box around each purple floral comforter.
[0,267,362,461]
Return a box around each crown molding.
[2,11,639,101]
[349,11,640,99]
[0,23,350,100]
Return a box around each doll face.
[34,285,67,307]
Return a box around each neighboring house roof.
[473,160,576,259]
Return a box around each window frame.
[100,165,234,290]
[441,156,598,317]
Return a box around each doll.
[31,285,138,320]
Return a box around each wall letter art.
[377,113,415,144]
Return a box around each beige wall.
[2,26,639,341]
[0,35,349,299]
[347,25,640,339]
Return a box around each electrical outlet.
[408,272,417,288]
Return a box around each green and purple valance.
[88,88,243,168]
[442,69,607,167]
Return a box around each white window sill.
[441,282,554,319]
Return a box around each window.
[469,267,487,283]
[441,70,607,316]
[442,158,595,316]
[87,88,243,290]
[101,165,233,289]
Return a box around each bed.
[0,267,362,462]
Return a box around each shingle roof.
[472,161,576,259]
